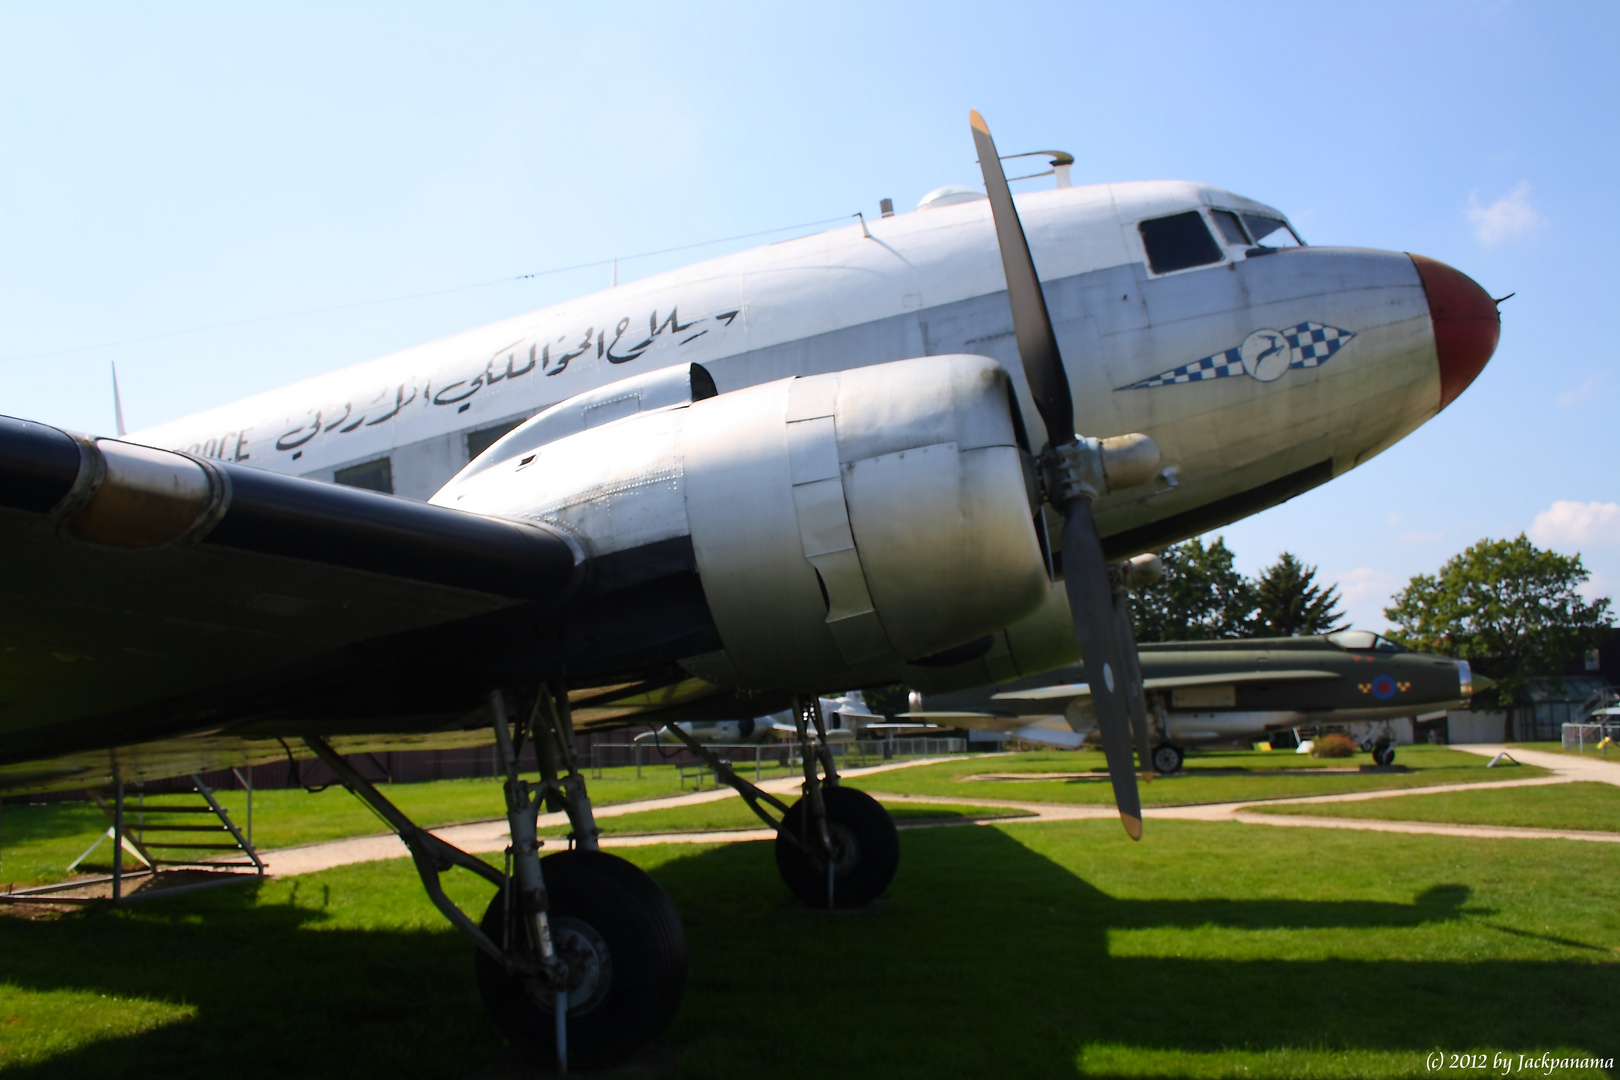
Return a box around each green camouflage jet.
[908,629,1486,773]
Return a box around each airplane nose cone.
[1411,254,1500,409]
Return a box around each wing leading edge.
[0,416,586,766]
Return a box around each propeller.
[970,109,1162,839]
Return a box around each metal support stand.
[535,682,600,852]
[308,685,582,1074]
[111,771,123,903]
[303,734,512,963]
[661,725,800,843]
[792,695,840,907]
[489,690,570,1074]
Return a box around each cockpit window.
[1242,214,1303,248]
[1139,211,1224,274]
[1327,629,1403,652]
[1212,209,1250,245]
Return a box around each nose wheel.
[1151,742,1184,776]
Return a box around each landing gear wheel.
[775,786,899,909]
[1151,742,1184,775]
[1372,743,1397,767]
[475,850,687,1071]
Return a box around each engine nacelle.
[433,355,1050,690]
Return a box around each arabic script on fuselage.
[176,304,740,463]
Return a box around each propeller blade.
[969,109,1075,443]
[1112,577,1153,770]
[1059,500,1143,839]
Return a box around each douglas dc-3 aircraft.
[910,629,1487,773]
[0,112,1500,1070]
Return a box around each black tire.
[474,850,686,1071]
[1151,743,1184,776]
[1373,743,1397,767]
[774,785,899,909]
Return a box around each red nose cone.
[1411,254,1499,410]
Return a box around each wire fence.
[588,738,968,782]
[1561,721,1620,753]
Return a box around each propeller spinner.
[969,109,1162,839]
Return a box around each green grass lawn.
[1510,740,1620,760]
[538,793,1033,837]
[0,765,703,890]
[1251,781,1620,832]
[848,745,1548,809]
[1,817,1616,1077]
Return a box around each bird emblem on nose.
[1119,322,1355,389]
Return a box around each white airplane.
[632,691,937,747]
[0,112,1499,1070]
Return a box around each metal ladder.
[119,774,264,876]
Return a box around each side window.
[1139,212,1224,274]
[334,457,394,494]
[466,418,527,463]
[1212,209,1250,245]
[1242,214,1303,248]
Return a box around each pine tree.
[1249,552,1345,637]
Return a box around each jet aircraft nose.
[1410,254,1500,409]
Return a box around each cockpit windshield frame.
[1326,629,1404,653]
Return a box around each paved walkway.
[259,756,959,877]
[258,745,1620,877]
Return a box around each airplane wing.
[0,727,503,796]
[0,417,593,773]
[990,669,1341,702]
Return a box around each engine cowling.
[433,355,1051,691]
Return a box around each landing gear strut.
[306,683,685,1073]
[666,695,898,908]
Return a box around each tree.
[1130,537,1255,642]
[1248,552,1346,637]
[1383,535,1612,704]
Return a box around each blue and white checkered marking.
[1119,322,1355,390]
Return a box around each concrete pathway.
[258,746,1620,878]
[258,756,959,877]
[1461,743,1620,785]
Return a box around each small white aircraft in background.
[633,690,942,747]
[0,110,1500,1069]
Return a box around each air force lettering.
[1119,322,1355,390]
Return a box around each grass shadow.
[0,822,1614,1078]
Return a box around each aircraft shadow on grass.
[0,826,1615,1078]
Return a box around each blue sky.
[2,1,1616,630]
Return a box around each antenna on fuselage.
[111,361,127,436]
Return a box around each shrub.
[1311,733,1357,758]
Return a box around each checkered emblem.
[1119,321,1355,390]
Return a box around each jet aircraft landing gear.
[666,695,899,909]
[1150,742,1184,776]
[306,684,686,1073]
[1362,722,1399,766]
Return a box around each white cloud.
[1529,501,1620,548]
[1579,570,1614,605]
[1334,567,1401,630]
[1558,373,1607,408]
[1467,181,1544,246]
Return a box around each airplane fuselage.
[131,180,1455,565]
